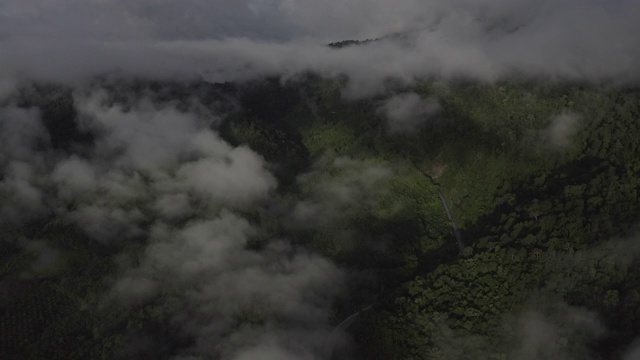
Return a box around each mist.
[1,1,639,359]
[1,1,639,97]
[0,86,349,358]
[378,93,441,133]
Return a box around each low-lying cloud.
[378,92,441,133]
[114,212,342,359]
[1,1,639,98]
[544,112,580,149]
[0,87,344,358]
[1,1,638,358]
[0,106,50,224]
[293,157,391,229]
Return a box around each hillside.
[1,75,640,359]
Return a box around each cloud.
[378,92,441,133]
[1,1,638,358]
[0,78,16,101]
[509,305,605,360]
[38,90,275,246]
[292,157,392,229]
[0,106,50,225]
[74,91,206,171]
[175,131,277,206]
[113,212,343,359]
[0,0,294,41]
[52,155,98,197]
[0,0,639,97]
[0,86,341,358]
[625,340,640,360]
[427,299,607,360]
[0,106,47,163]
[544,112,580,149]
[424,235,640,360]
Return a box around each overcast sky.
[0,0,639,91]
[1,0,632,42]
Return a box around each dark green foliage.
[328,39,376,48]
[3,77,640,359]
[238,77,302,123]
[221,112,310,189]
[222,78,640,359]
[15,84,93,151]
[350,85,640,359]
[93,76,240,114]
[0,281,75,358]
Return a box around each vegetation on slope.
[1,76,639,359]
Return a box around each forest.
[1,74,640,360]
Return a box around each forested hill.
[222,78,640,358]
[1,76,640,359]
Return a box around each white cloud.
[75,92,206,171]
[176,131,276,206]
[114,211,343,359]
[52,155,98,198]
[544,112,580,149]
[509,305,605,360]
[0,90,335,357]
[152,193,192,220]
[293,157,391,229]
[0,106,47,162]
[379,92,441,133]
[0,173,45,223]
[0,0,638,97]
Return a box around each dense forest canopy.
[1,1,640,359]
[2,75,640,360]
